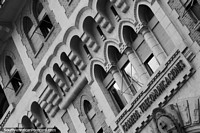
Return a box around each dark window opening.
[84,100,92,114]
[144,54,160,76]
[139,5,154,24]
[10,71,23,93]
[123,26,138,45]
[84,100,95,120]
[39,15,53,38]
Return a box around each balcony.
[0,0,26,42]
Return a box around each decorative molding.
[119,43,128,54]
[105,63,113,73]
[135,23,144,33]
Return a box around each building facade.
[0,0,200,133]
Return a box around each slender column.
[109,66,133,103]
[140,26,167,64]
[124,47,150,84]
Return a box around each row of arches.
[19,101,60,133]
[32,0,177,121]
[45,52,81,98]
[20,99,99,133]
[88,3,175,114]
[27,1,131,119]
[5,0,181,132]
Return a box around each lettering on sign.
[116,50,181,125]
[139,60,185,113]
[122,60,186,132]
[116,50,195,132]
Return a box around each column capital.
[134,22,148,34]
[105,63,118,74]
[139,25,150,35]
[119,43,128,53]
[124,47,135,56]
[120,43,135,56]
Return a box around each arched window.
[23,16,40,54]
[138,5,175,75]
[122,26,149,85]
[21,115,36,129]
[23,17,33,37]
[84,100,95,120]
[70,35,92,62]
[33,0,53,38]
[83,16,105,50]
[84,100,92,114]
[5,56,23,93]
[94,64,127,114]
[107,46,136,102]
[23,0,54,56]
[31,101,50,127]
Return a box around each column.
[124,47,150,84]
[140,26,167,64]
[109,66,133,103]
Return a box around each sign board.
[115,50,195,133]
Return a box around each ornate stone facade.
[0,0,200,133]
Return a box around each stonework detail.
[1,0,200,133]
